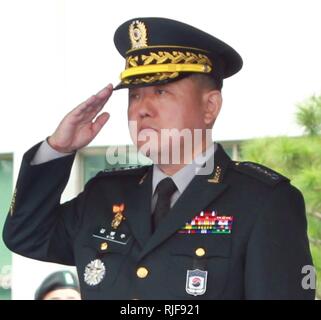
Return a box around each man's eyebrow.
[155,83,171,90]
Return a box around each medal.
[111,203,125,229]
[178,211,233,234]
[84,259,106,286]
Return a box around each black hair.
[189,74,223,91]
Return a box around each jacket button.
[195,247,206,257]
[136,267,149,278]
[100,242,108,251]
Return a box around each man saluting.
[3,17,315,300]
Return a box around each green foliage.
[296,94,321,136]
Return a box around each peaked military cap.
[34,270,80,300]
[113,17,243,89]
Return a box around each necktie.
[152,177,177,232]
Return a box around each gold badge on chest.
[111,203,126,229]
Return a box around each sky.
[0,0,321,153]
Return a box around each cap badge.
[129,20,148,49]
[84,259,106,286]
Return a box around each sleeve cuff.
[30,139,74,165]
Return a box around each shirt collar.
[152,143,216,195]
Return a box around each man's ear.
[203,90,222,126]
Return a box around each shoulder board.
[95,165,151,177]
[232,161,289,186]
[84,165,151,189]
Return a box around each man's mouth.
[138,125,158,134]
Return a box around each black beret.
[34,270,80,300]
[113,17,242,89]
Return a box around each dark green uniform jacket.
[3,143,315,299]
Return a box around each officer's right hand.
[48,84,113,153]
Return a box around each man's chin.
[137,145,160,161]
[135,140,181,164]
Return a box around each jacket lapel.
[138,144,232,260]
[123,166,153,248]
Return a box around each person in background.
[35,270,81,300]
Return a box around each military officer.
[3,17,315,299]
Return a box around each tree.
[296,94,321,136]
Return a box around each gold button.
[195,247,206,257]
[100,242,108,250]
[136,267,149,278]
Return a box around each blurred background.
[0,0,320,299]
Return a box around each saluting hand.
[48,84,113,153]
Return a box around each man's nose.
[138,93,156,118]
